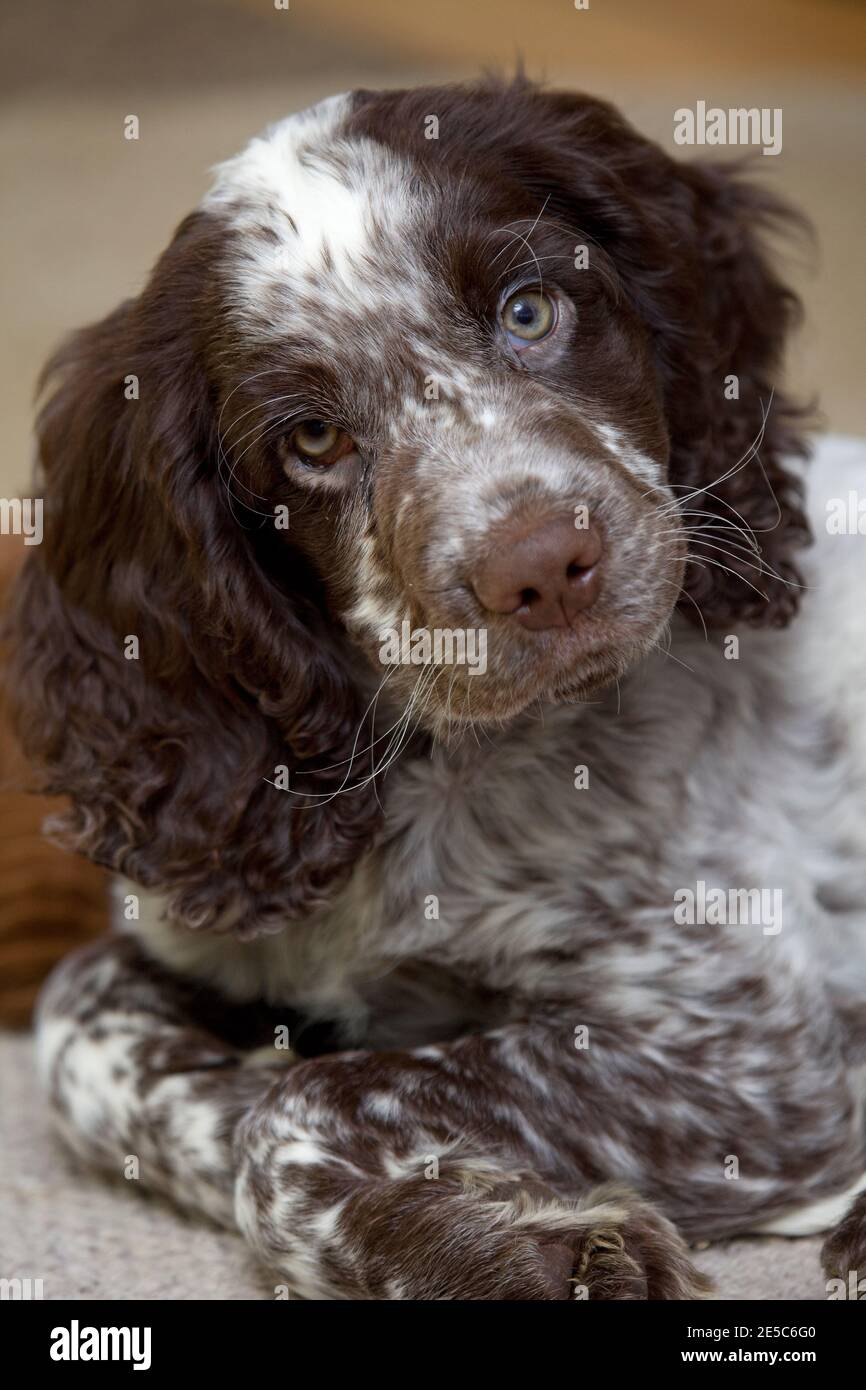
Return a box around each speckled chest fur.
[132,442,866,1068]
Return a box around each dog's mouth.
[349,494,687,734]
[364,603,674,736]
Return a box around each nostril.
[470,516,603,628]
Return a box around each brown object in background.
[0,534,109,1027]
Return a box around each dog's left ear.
[664,158,813,629]
[486,80,813,629]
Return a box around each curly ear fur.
[522,82,813,629]
[5,212,382,937]
[362,77,812,629]
[664,161,812,628]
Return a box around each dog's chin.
[414,640,660,743]
[357,600,678,743]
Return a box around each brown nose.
[471,516,602,631]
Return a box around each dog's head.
[7,79,811,933]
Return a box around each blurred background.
[0,0,863,1299]
[1,0,865,505]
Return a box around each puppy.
[8,78,866,1299]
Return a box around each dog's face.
[209,92,684,730]
[13,79,810,931]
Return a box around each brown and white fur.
[7,79,866,1299]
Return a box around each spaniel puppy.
[8,78,866,1300]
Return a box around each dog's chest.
[129,601,866,1048]
[125,679,734,1029]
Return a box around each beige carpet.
[0,1030,826,1300]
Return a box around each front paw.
[474,1180,713,1301]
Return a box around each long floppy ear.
[662,158,812,628]
[4,211,381,937]
[423,78,812,629]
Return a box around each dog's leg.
[235,993,866,1300]
[236,1061,709,1299]
[233,1028,723,1301]
[36,937,705,1298]
[36,935,290,1226]
[37,938,864,1299]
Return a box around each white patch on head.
[202,93,422,331]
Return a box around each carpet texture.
[0,1031,827,1301]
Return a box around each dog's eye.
[501,289,557,345]
[285,419,355,467]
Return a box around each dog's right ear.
[4,211,382,938]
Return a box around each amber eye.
[286,419,354,467]
[501,288,557,344]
